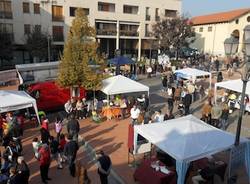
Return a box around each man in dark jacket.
[183,91,192,115]
[16,156,30,184]
[96,150,112,184]
[64,135,79,177]
[67,114,80,141]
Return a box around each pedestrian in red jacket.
[38,143,51,184]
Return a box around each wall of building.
[191,12,250,56]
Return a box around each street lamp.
[224,25,250,146]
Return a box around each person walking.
[49,136,62,169]
[64,135,79,177]
[54,117,63,142]
[221,103,229,130]
[38,143,51,184]
[217,71,223,83]
[16,156,30,184]
[7,167,19,184]
[96,150,112,184]
[40,123,50,145]
[67,114,80,142]
[183,90,192,115]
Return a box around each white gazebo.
[101,75,149,97]
[214,79,250,101]
[134,115,250,184]
[0,90,40,123]
[174,68,212,88]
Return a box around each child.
[32,137,42,159]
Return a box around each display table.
[101,106,122,120]
[134,159,176,184]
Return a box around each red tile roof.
[190,8,250,25]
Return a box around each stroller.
[177,103,185,117]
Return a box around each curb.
[83,140,126,184]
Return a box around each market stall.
[214,79,250,111]
[133,115,250,184]
[100,75,149,119]
[174,68,212,88]
[101,75,149,96]
[0,90,40,124]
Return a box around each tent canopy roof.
[134,115,245,162]
[174,68,211,79]
[0,90,36,113]
[215,79,250,96]
[101,75,149,95]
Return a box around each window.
[247,16,250,22]
[235,19,239,24]
[34,3,40,14]
[23,2,30,13]
[98,2,115,12]
[52,5,63,21]
[208,26,212,32]
[0,23,13,33]
[165,9,177,17]
[0,1,12,19]
[155,8,160,21]
[69,7,89,17]
[24,24,31,35]
[145,24,150,37]
[34,25,41,32]
[199,27,203,32]
[123,5,138,14]
[53,26,64,41]
[146,7,150,21]
[0,23,13,40]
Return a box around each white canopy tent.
[214,79,250,102]
[101,75,149,96]
[0,90,40,124]
[134,115,249,184]
[174,68,212,88]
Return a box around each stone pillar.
[116,21,119,50]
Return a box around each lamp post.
[224,25,250,146]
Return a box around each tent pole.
[209,74,212,89]
[214,83,217,105]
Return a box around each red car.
[24,81,86,111]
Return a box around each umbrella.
[108,56,135,65]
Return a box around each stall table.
[134,159,176,184]
[101,106,122,120]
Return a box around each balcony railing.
[53,34,64,42]
[0,11,13,19]
[52,16,64,22]
[120,30,139,37]
[96,29,117,36]
[145,15,150,21]
[155,16,160,21]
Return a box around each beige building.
[0,0,181,66]
[190,8,250,56]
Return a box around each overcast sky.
[182,0,250,17]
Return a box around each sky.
[182,0,250,17]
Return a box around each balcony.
[52,16,64,22]
[53,34,64,42]
[120,30,139,37]
[146,15,150,21]
[0,11,12,19]
[97,29,117,36]
[0,33,14,41]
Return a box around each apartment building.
[0,0,181,66]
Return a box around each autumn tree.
[57,8,104,97]
[25,27,50,62]
[153,16,195,60]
